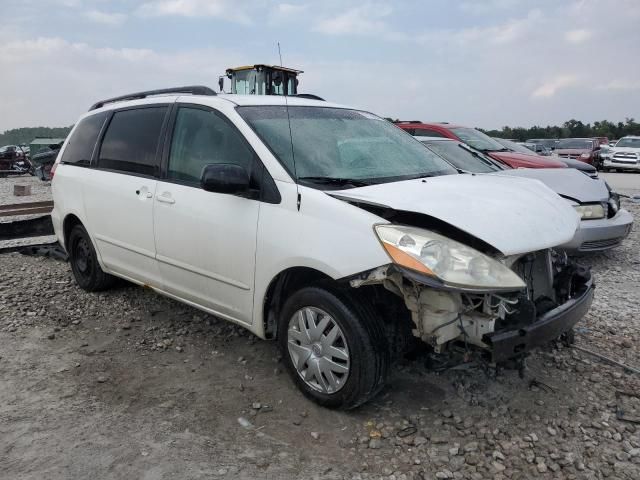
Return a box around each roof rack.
[393,120,422,124]
[89,85,216,111]
[293,93,325,101]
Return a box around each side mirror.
[201,163,250,194]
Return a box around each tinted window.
[168,107,255,183]
[98,107,167,176]
[415,129,445,138]
[60,112,107,165]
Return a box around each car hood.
[612,147,640,154]
[491,168,609,203]
[330,174,579,256]
[488,151,566,168]
[555,148,590,155]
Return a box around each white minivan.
[52,86,594,408]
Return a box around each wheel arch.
[62,213,84,250]
[262,266,334,340]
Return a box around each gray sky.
[1,0,639,131]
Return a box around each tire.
[68,224,116,291]
[278,282,389,409]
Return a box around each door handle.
[157,193,175,204]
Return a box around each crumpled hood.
[492,168,609,203]
[330,174,580,256]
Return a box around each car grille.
[612,152,639,163]
[579,237,624,251]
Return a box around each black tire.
[68,224,116,291]
[278,282,389,409]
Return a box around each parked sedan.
[418,137,633,253]
[554,138,601,165]
[396,121,567,169]
[493,137,598,178]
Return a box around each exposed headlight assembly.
[375,225,526,292]
[574,203,605,220]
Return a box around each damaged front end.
[351,247,594,365]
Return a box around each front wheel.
[278,283,389,409]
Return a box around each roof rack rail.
[393,120,422,124]
[89,85,216,111]
[293,93,325,101]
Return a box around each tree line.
[481,118,640,141]
[0,126,72,147]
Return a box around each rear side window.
[98,107,167,176]
[60,112,107,166]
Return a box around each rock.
[465,455,480,466]
[435,470,453,479]
[464,441,479,452]
[47,333,55,340]
[369,438,383,449]
[414,436,428,446]
[310,432,320,440]
[252,402,262,410]
[97,376,107,383]
[536,462,547,473]
[547,427,557,436]
[237,417,253,429]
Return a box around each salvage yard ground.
[1,175,639,479]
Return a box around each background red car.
[395,121,567,169]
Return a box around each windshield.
[615,137,640,148]
[238,106,456,186]
[449,127,506,151]
[527,139,557,148]
[492,137,536,155]
[556,139,593,150]
[422,140,501,173]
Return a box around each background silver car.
[418,137,634,253]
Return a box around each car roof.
[87,92,347,114]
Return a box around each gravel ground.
[0,186,639,479]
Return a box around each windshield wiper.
[297,176,372,187]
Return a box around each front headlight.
[580,153,590,159]
[374,225,526,291]
[574,203,605,219]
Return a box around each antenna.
[278,42,301,211]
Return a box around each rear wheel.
[278,283,389,409]
[68,224,116,291]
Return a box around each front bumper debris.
[483,277,594,362]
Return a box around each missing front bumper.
[483,278,594,363]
